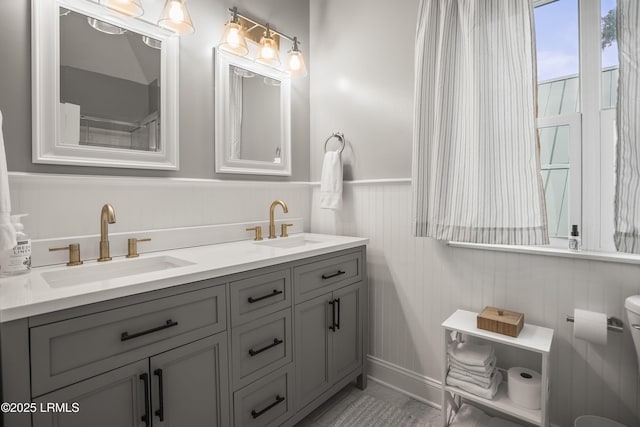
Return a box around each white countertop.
[0,233,368,322]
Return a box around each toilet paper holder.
[566,315,624,333]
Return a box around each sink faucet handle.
[49,243,83,266]
[246,226,263,241]
[280,223,294,238]
[127,238,152,258]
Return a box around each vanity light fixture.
[101,0,144,18]
[158,0,195,35]
[287,37,307,77]
[94,0,195,35]
[219,7,249,56]
[220,7,308,77]
[256,25,281,66]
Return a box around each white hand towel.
[448,366,496,387]
[448,341,495,367]
[320,151,342,210]
[449,355,497,375]
[0,110,16,252]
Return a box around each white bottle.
[0,214,32,276]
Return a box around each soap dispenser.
[0,214,32,276]
[568,224,581,251]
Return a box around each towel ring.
[324,132,345,154]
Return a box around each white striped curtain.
[411,0,549,245]
[614,0,640,253]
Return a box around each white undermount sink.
[42,255,194,287]
[255,234,325,249]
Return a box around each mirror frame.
[32,0,179,170]
[214,49,291,176]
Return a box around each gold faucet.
[98,203,116,262]
[268,200,289,239]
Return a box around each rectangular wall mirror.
[214,49,291,176]
[32,0,179,170]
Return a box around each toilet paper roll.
[573,308,608,345]
[507,367,541,410]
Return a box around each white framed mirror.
[214,49,291,176]
[32,0,179,170]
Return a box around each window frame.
[533,0,616,252]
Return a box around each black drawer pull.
[251,395,285,419]
[154,369,165,421]
[322,270,346,280]
[140,373,150,427]
[248,338,283,357]
[121,319,178,341]
[248,289,283,304]
[329,300,336,331]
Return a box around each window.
[533,0,618,251]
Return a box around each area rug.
[331,394,432,427]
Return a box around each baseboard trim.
[366,355,442,410]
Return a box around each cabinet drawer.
[30,284,226,397]
[230,269,291,326]
[293,251,361,303]
[231,309,292,390]
[233,365,294,427]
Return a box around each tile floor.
[295,380,442,426]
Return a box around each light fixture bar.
[227,7,298,44]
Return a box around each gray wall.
[309,0,414,181]
[61,66,151,122]
[0,0,310,181]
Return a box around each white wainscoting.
[9,173,311,265]
[311,180,640,427]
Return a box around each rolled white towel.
[320,151,342,210]
[448,341,495,367]
[0,111,16,252]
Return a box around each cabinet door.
[32,359,148,427]
[331,282,363,383]
[150,333,229,427]
[294,295,332,411]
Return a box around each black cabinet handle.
[121,319,178,342]
[249,338,284,357]
[154,369,165,421]
[322,270,346,280]
[248,289,283,304]
[251,395,285,419]
[140,373,150,427]
[335,298,341,330]
[329,300,336,331]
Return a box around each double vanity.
[0,232,368,427]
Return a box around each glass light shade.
[142,36,162,50]
[256,36,280,66]
[87,17,127,35]
[287,51,308,77]
[102,0,144,17]
[219,22,249,56]
[158,0,195,35]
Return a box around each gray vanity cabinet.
[0,245,367,427]
[294,282,364,411]
[32,359,148,427]
[149,334,229,427]
[292,245,366,417]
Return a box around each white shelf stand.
[441,309,554,426]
